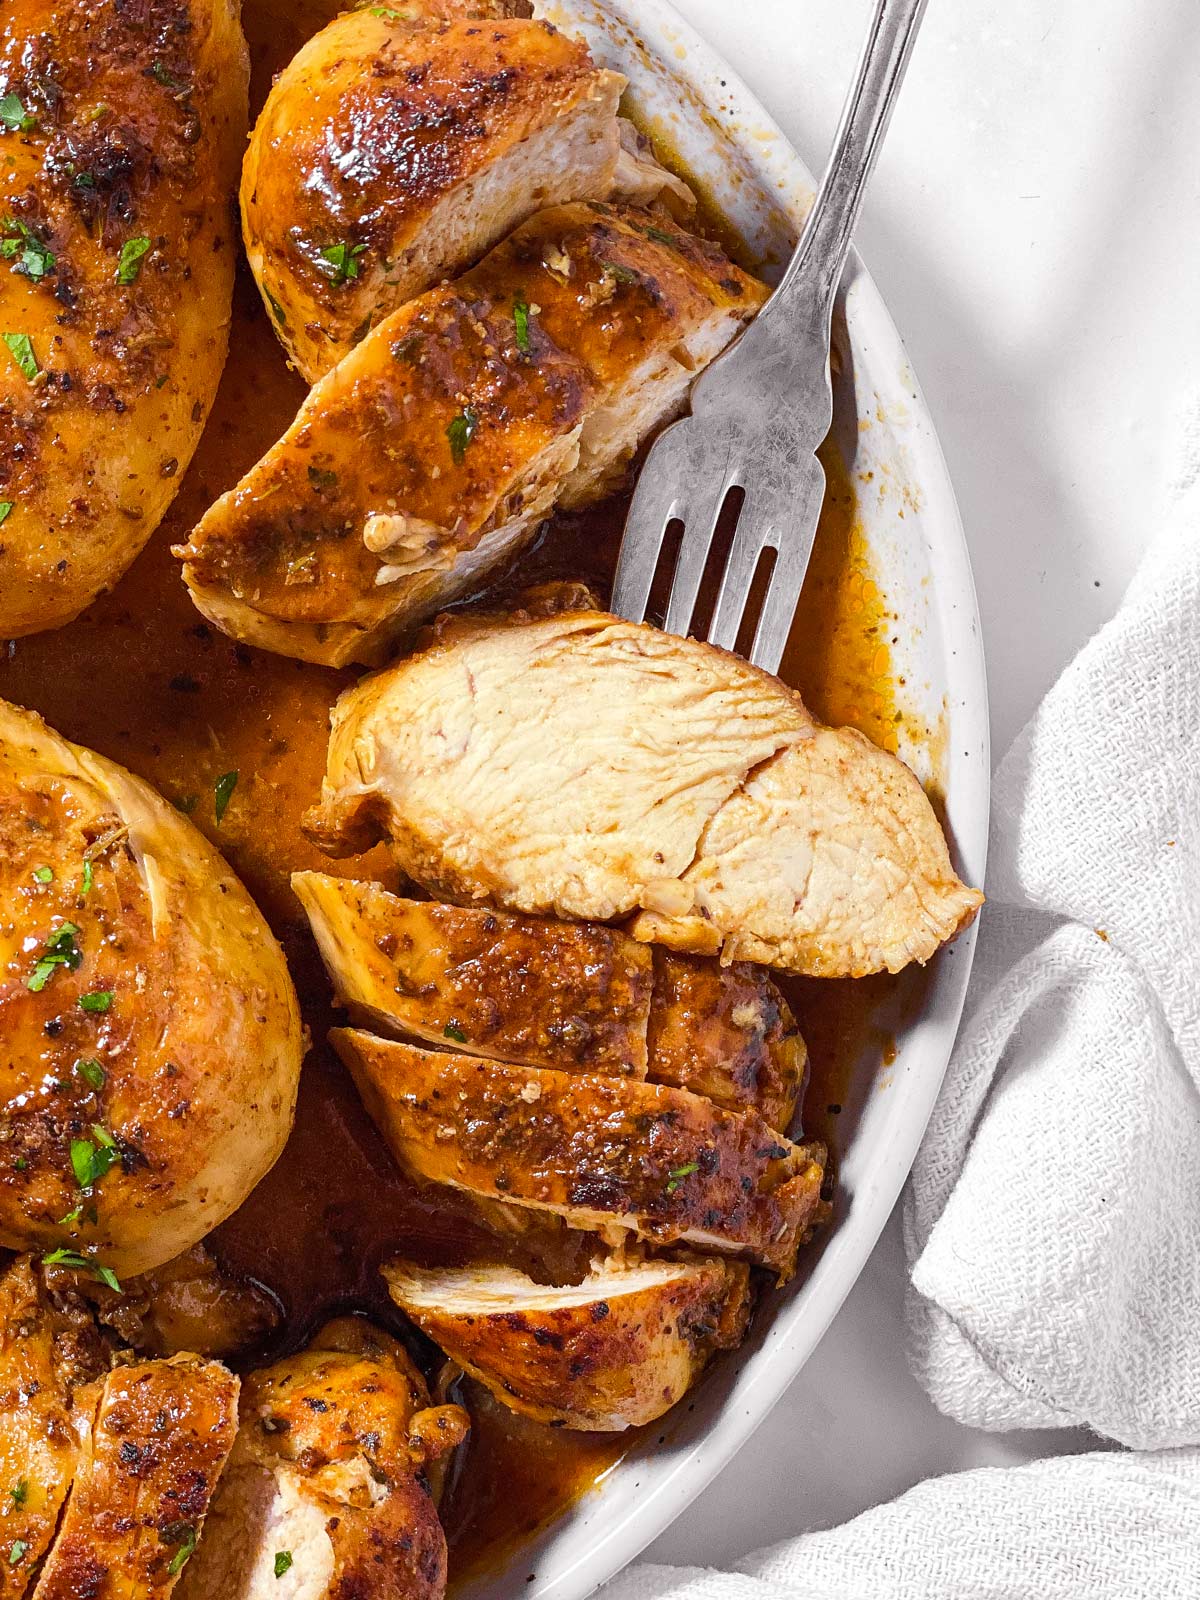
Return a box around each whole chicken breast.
[384,1253,751,1431]
[0,0,248,636]
[177,204,767,666]
[176,1318,469,1600]
[30,1354,238,1600]
[0,1256,110,1592]
[0,699,304,1278]
[243,5,625,383]
[304,609,983,978]
[331,1030,826,1280]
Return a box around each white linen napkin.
[601,1448,1200,1600]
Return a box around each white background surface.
[646,0,1200,1567]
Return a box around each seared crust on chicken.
[649,952,805,1131]
[330,1031,826,1279]
[177,1318,468,1600]
[305,609,982,976]
[0,0,248,636]
[177,204,767,666]
[30,1355,238,1600]
[384,1254,750,1431]
[293,873,653,1075]
[0,699,304,1276]
[0,1257,110,1590]
[243,8,624,383]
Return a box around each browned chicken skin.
[243,6,624,383]
[0,0,248,635]
[384,1254,751,1431]
[30,1354,239,1600]
[306,608,982,976]
[331,1030,826,1280]
[177,1318,469,1600]
[177,204,767,665]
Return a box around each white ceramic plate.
[459,3,991,1595]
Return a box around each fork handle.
[770,0,928,318]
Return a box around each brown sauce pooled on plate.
[0,0,938,1580]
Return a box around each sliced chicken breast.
[305,609,982,977]
[0,699,304,1277]
[177,1319,468,1600]
[243,7,625,383]
[0,1257,110,1592]
[384,1254,750,1431]
[330,1031,826,1279]
[292,873,653,1076]
[30,1355,238,1599]
[649,952,805,1132]
[0,0,247,636]
[177,204,767,666]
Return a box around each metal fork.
[611,0,929,672]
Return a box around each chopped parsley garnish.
[443,1023,467,1043]
[606,262,639,285]
[447,406,479,466]
[80,859,93,896]
[164,1525,196,1575]
[643,226,680,248]
[75,1058,106,1090]
[307,464,338,492]
[28,922,81,992]
[368,5,408,16]
[70,1128,120,1189]
[0,96,36,133]
[41,1248,121,1293]
[57,1204,83,1227]
[2,331,38,381]
[8,1541,26,1567]
[149,62,185,90]
[513,296,532,354]
[32,865,53,883]
[274,1551,294,1579]
[665,1160,699,1193]
[79,990,113,1014]
[264,286,288,328]
[319,240,366,285]
[12,1159,26,1172]
[116,235,151,285]
[1,218,55,281]
[8,1482,26,1508]
[213,769,238,824]
[0,503,11,526]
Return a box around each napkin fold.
[602,1448,1200,1600]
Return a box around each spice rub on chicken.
[176,1318,469,1600]
[384,1254,751,1432]
[243,3,626,383]
[31,1354,239,1600]
[305,608,983,978]
[177,204,767,666]
[295,874,803,1128]
[0,0,248,637]
[330,1031,826,1280]
[0,699,304,1278]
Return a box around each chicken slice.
[176,1319,469,1600]
[292,873,653,1076]
[243,7,625,383]
[0,0,247,636]
[0,699,304,1277]
[304,609,982,977]
[0,1257,110,1592]
[177,204,766,666]
[384,1253,749,1431]
[331,1031,825,1280]
[648,952,805,1132]
[30,1354,238,1600]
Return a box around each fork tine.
[749,482,826,674]
[663,444,740,638]
[610,433,689,622]
[706,493,771,652]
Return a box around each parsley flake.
[666,1160,699,1194]
[28,922,81,992]
[264,286,288,328]
[70,1129,120,1190]
[79,990,113,1014]
[8,1482,26,1508]
[41,1248,121,1293]
[319,240,366,285]
[0,503,11,526]
[32,865,53,883]
[2,331,38,381]
[9,1541,26,1567]
[80,859,93,896]
[447,406,479,466]
[513,296,532,354]
[307,464,338,492]
[1,218,55,281]
[443,1023,467,1043]
[0,96,35,133]
[116,235,151,285]
[274,1551,293,1579]
[643,226,680,248]
[75,1058,106,1091]
[164,1525,196,1575]
[213,770,238,824]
